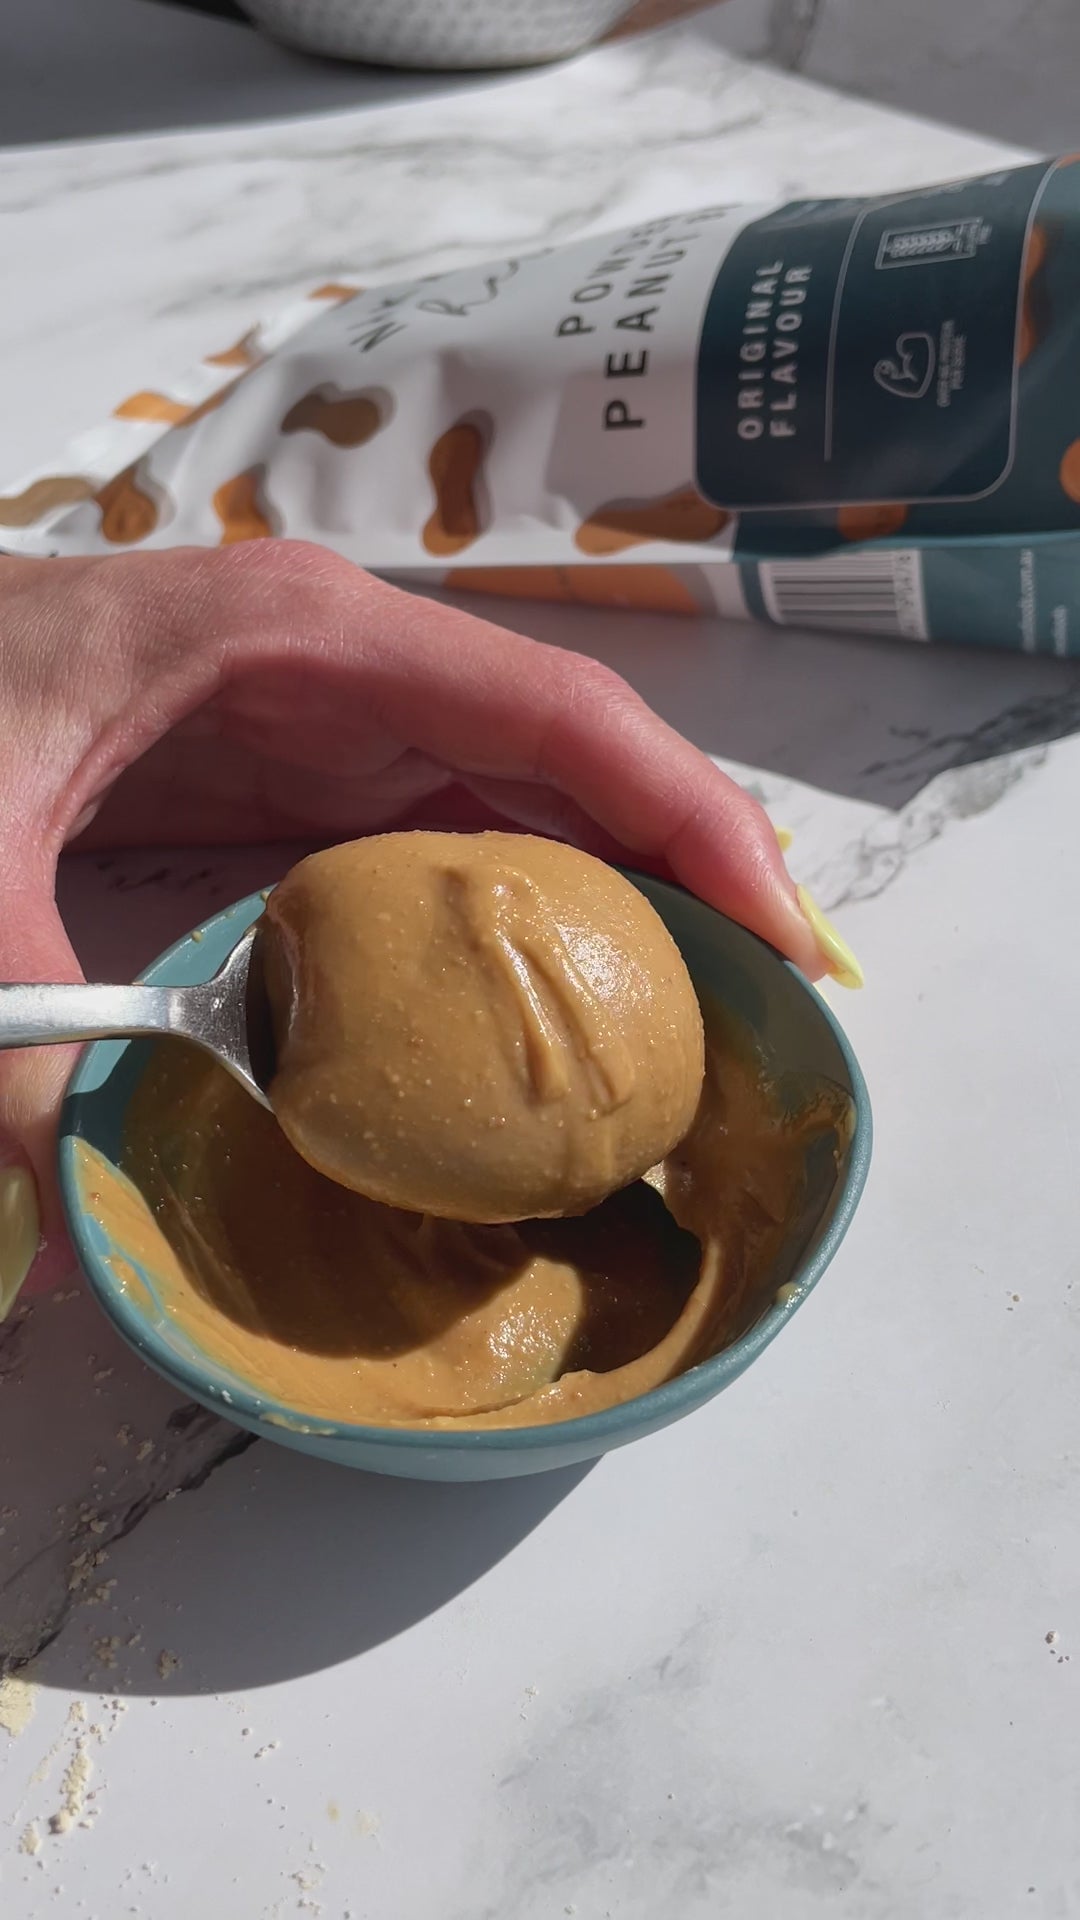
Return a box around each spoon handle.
[0,981,181,1048]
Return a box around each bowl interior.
[59,878,871,1476]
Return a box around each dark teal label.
[918,537,1080,654]
[696,162,1053,512]
[739,534,1080,655]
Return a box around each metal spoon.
[0,925,275,1108]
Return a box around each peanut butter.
[260,833,705,1223]
[74,1004,851,1431]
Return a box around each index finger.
[309,570,847,983]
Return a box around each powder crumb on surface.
[1046,1630,1059,1645]
[135,1438,154,1462]
[67,1552,92,1592]
[157,1649,181,1681]
[19,1821,42,1856]
[93,1367,113,1383]
[254,1740,280,1759]
[291,1861,326,1915]
[116,1425,133,1446]
[91,1636,121,1671]
[354,1810,380,1839]
[49,1735,93,1834]
[0,1671,37,1736]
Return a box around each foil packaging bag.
[4,156,1080,654]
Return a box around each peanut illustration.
[1018,221,1050,367]
[0,475,94,528]
[422,417,492,558]
[113,392,194,425]
[212,468,278,545]
[575,487,728,556]
[204,326,261,369]
[113,378,244,430]
[1058,439,1080,503]
[95,463,162,544]
[281,384,388,449]
[836,502,909,542]
[447,565,701,615]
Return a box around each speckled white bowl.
[239,0,635,69]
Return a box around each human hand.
[0,540,859,1314]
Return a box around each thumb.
[0,884,83,1320]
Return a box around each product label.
[740,536,1080,655]
[696,162,1053,510]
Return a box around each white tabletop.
[3,9,1080,1917]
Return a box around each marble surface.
[3,7,1080,1917]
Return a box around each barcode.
[757,549,929,640]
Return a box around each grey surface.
[710,0,1079,151]
[433,586,1080,811]
[0,0,499,146]
[6,0,1080,151]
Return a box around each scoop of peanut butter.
[259,831,705,1222]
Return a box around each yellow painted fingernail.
[796,886,864,990]
[774,825,794,852]
[0,1165,41,1320]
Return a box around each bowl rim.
[59,876,872,1454]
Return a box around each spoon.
[0,925,275,1109]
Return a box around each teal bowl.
[59,877,871,1481]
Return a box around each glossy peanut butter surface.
[75,1003,850,1432]
[260,833,706,1223]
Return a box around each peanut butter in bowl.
[71,833,859,1441]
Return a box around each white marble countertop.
[4,8,1080,1917]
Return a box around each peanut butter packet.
[6,159,1080,653]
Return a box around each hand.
[0,540,854,1313]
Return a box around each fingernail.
[0,1165,41,1321]
[796,887,865,990]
